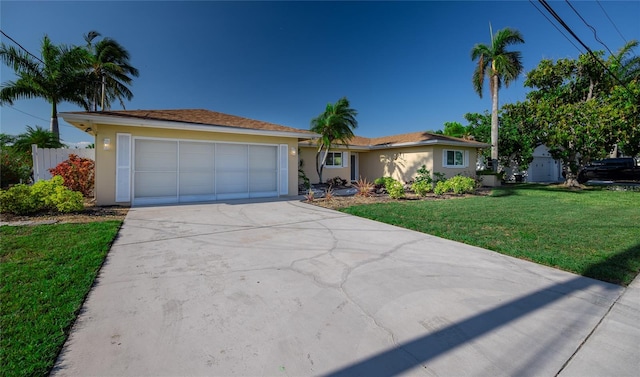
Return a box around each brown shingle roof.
[301,131,487,148]
[68,109,315,135]
[366,131,486,147]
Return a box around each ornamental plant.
[414,165,433,185]
[411,180,432,197]
[0,176,83,215]
[355,177,374,197]
[387,180,405,199]
[374,176,397,189]
[433,175,476,195]
[48,154,95,197]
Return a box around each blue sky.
[1,1,638,147]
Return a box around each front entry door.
[350,153,358,181]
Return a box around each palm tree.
[471,25,524,170]
[0,35,89,140]
[310,97,358,183]
[83,31,139,111]
[12,125,65,153]
[610,39,640,85]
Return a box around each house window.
[443,149,467,168]
[325,152,345,167]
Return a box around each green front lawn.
[0,221,122,377]
[343,185,640,286]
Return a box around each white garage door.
[132,139,281,205]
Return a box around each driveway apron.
[53,199,629,376]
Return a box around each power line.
[0,29,44,65]
[4,103,88,130]
[4,105,76,129]
[564,0,616,57]
[537,0,629,91]
[4,105,49,122]
[529,0,583,54]
[596,0,627,43]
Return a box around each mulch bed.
[306,187,493,211]
[0,199,129,225]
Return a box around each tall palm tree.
[310,97,358,183]
[0,35,89,140]
[83,31,139,111]
[471,25,524,170]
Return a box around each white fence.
[32,145,95,182]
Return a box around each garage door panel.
[217,171,248,194]
[134,172,177,198]
[249,145,277,170]
[249,171,277,192]
[179,172,215,195]
[216,144,248,169]
[135,140,177,171]
[179,142,215,171]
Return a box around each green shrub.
[375,176,396,188]
[433,175,476,195]
[387,180,405,199]
[434,180,448,195]
[447,175,476,194]
[415,165,433,185]
[51,186,84,213]
[411,180,432,197]
[0,176,84,215]
[31,175,64,210]
[0,184,39,215]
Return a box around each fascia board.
[60,113,319,139]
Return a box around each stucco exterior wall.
[357,145,479,183]
[93,124,298,206]
[298,146,351,185]
[358,146,435,183]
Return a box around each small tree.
[310,97,358,183]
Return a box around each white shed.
[526,145,564,183]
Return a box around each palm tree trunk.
[50,102,60,140]
[491,73,499,171]
[315,144,331,184]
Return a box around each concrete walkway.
[52,198,638,376]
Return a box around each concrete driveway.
[53,199,637,376]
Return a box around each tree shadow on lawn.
[489,183,599,197]
[324,243,639,377]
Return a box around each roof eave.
[60,112,319,139]
[366,139,490,149]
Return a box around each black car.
[577,158,640,183]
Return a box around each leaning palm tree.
[471,25,524,170]
[0,35,89,140]
[310,97,358,183]
[83,31,139,111]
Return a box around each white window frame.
[443,149,469,168]
[324,151,347,168]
